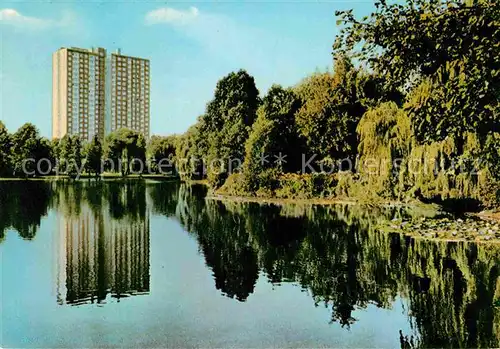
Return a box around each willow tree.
[334,0,500,145]
[356,102,412,198]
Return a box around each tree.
[58,135,72,174]
[175,122,206,180]
[0,121,12,177]
[67,136,83,178]
[242,85,303,190]
[51,138,61,173]
[131,133,147,175]
[294,56,367,165]
[202,70,261,187]
[148,135,177,175]
[104,128,146,176]
[204,70,261,134]
[35,137,54,176]
[104,131,123,174]
[334,0,500,144]
[85,135,103,178]
[11,123,40,177]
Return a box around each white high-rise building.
[52,47,106,141]
[107,49,151,138]
[52,47,150,141]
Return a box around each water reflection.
[0,181,499,348]
[151,183,500,348]
[52,182,150,305]
[0,180,53,240]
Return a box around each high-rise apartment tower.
[52,47,150,141]
[52,47,106,141]
[107,49,150,137]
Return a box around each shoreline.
[208,193,500,244]
[2,177,499,244]
[208,192,419,209]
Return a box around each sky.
[1,0,375,138]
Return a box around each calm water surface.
[1,180,499,348]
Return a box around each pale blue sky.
[1,1,374,138]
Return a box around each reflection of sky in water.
[2,212,413,348]
[1,182,499,348]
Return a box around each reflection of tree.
[0,181,53,239]
[55,181,150,306]
[146,183,500,348]
[147,181,180,217]
[105,181,146,220]
[2,181,499,347]
[175,186,259,302]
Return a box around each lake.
[1,180,499,348]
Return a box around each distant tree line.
[0,121,177,178]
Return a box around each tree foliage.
[334,0,500,143]
[148,135,177,175]
[10,123,54,177]
[67,136,83,178]
[241,85,302,190]
[176,122,206,180]
[105,128,147,176]
[0,121,12,177]
[202,70,261,187]
[294,56,367,163]
[85,135,103,177]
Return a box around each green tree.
[148,135,177,175]
[58,135,72,174]
[131,133,147,175]
[334,0,500,144]
[104,131,123,174]
[35,137,54,176]
[175,121,206,180]
[85,135,103,178]
[51,138,61,173]
[242,85,303,190]
[202,70,261,187]
[104,128,146,176]
[0,121,12,177]
[294,56,367,165]
[11,123,40,177]
[67,136,83,178]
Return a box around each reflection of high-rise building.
[52,47,107,142]
[56,202,150,306]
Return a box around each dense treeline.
[172,0,500,209]
[0,121,177,178]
